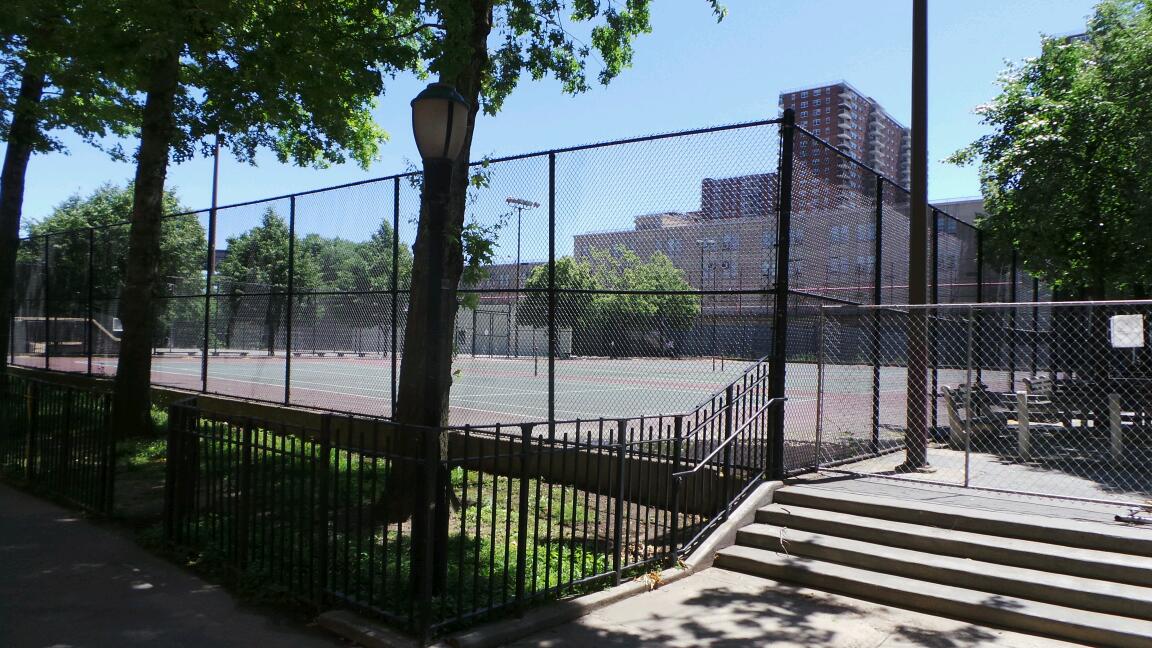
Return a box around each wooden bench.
[942,384,1009,449]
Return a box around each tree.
[520,255,598,328]
[106,0,426,433]
[0,0,139,378]
[216,208,319,355]
[585,245,699,354]
[21,184,203,349]
[388,0,726,522]
[949,0,1152,297]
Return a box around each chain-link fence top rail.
[9,118,1039,426]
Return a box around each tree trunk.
[0,71,46,383]
[112,49,180,436]
[380,1,492,524]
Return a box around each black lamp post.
[409,82,469,424]
[409,82,469,606]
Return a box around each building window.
[856,254,875,273]
[800,110,808,117]
[763,230,777,248]
[814,88,822,96]
[856,224,875,241]
[666,238,682,254]
[800,101,808,108]
[801,91,808,97]
[814,118,821,126]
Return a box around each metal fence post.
[766,109,795,480]
[514,423,532,611]
[315,414,332,605]
[669,416,683,563]
[974,229,984,382]
[1031,277,1039,377]
[391,177,401,413]
[612,418,626,586]
[87,228,95,375]
[284,196,296,405]
[101,393,115,514]
[25,380,38,482]
[930,209,939,432]
[43,234,49,370]
[163,401,180,539]
[1016,390,1030,462]
[202,179,220,394]
[1110,393,1124,463]
[963,305,974,487]
[1008,249,1018,391]
[548,153,557,427]
[237,419,254,568]
[815,306,825,470]
[871,177,884,453]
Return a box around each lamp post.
[409,81,469,607]
[697,239,716,369]
[506,196,539,358]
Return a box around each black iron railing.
[162,355,777,640]
[0,375,115,513]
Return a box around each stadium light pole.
[506,196,539,358]
[696,238,716,369]
[901,0,932,471]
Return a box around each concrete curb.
[315,480,782,648]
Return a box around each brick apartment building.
[780,81,911,193]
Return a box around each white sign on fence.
[1110,314,1145,348]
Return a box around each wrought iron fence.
[8,115,1037,431]
[805,301,1152,508]
[0,375,116,513]
[163,355,777,639]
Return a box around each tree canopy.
[949,0,1152,297]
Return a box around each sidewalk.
[0,483,340,648]
[506,568,1080,647]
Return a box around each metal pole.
[1008,249,1018,390]
[391,177,400,414]
[975,229,984,383]
[902,0,931,470]
[87,228,95,375]
[548,154,557,426]
[872,177,884,452]
[930,208,939,433]
[815,305,825,470]
[767,109,795,480]
[963,305,974,487]
[1031,277,1039,377]
[284,195,296,405]
[201,133,221,393]
[513,206,521,357]
[43,234,49,370]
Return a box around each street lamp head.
[505,196,541,209]
[411,83,470,162]
[696,238,716,247]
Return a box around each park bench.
[941,383,1009,448]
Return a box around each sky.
[6,0,1100,233]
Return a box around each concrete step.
[757,504,1152,587]
[736,523,1152,621]
[715,545,1152,648]
[774,486,1152,557]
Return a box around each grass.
[158,425,648,634]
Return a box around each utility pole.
[902,0,931,471]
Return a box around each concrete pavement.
[505,567,1082,647]
[0,482,342,648]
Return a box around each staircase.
[714,485,1152,647]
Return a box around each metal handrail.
[673,397,786,478]
[682,372,771,439]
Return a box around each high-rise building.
[779,82,910,191]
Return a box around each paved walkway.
[507,568,1080,648]
[0,483,341,648]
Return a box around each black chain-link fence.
[8,116,1039,434]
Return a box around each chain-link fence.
[8,115,1039,431]
[807,301,1152,507]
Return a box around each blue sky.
[8,0,1098,233]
